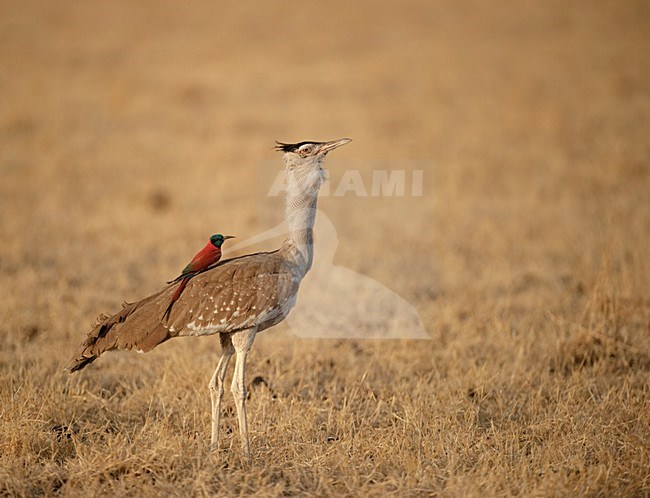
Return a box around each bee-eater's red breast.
[163,234,234,320]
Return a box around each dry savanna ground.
[1,1,649,496]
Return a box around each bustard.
[66,138,351,456]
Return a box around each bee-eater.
[163,234,235,320]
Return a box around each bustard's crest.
[274,141,318,153]
[274,138,352,157]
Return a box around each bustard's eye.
[300,146,313,155]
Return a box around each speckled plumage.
[66,248,300,371]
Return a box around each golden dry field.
[1,1,649,496]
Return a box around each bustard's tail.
[66,287,174,373]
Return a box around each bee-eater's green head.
[210,234,235,248]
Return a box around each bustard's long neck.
[284,165,324,274]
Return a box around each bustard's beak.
[319,138,352,155]
[223,235,236,240]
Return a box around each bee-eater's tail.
[161,278,189,322]
[162,301,174,322]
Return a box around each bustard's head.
[275,138,351,171]
[209,234,235,248]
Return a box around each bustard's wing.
[66,250,300,372]
[166,250,300,336]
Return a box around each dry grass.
[1,0,649,496]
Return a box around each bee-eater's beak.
[318,138,352,155]
[223,235,236,240]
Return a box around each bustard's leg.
[209,334,234,451]
[230,328,256,457]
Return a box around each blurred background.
[0,0,648,495]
